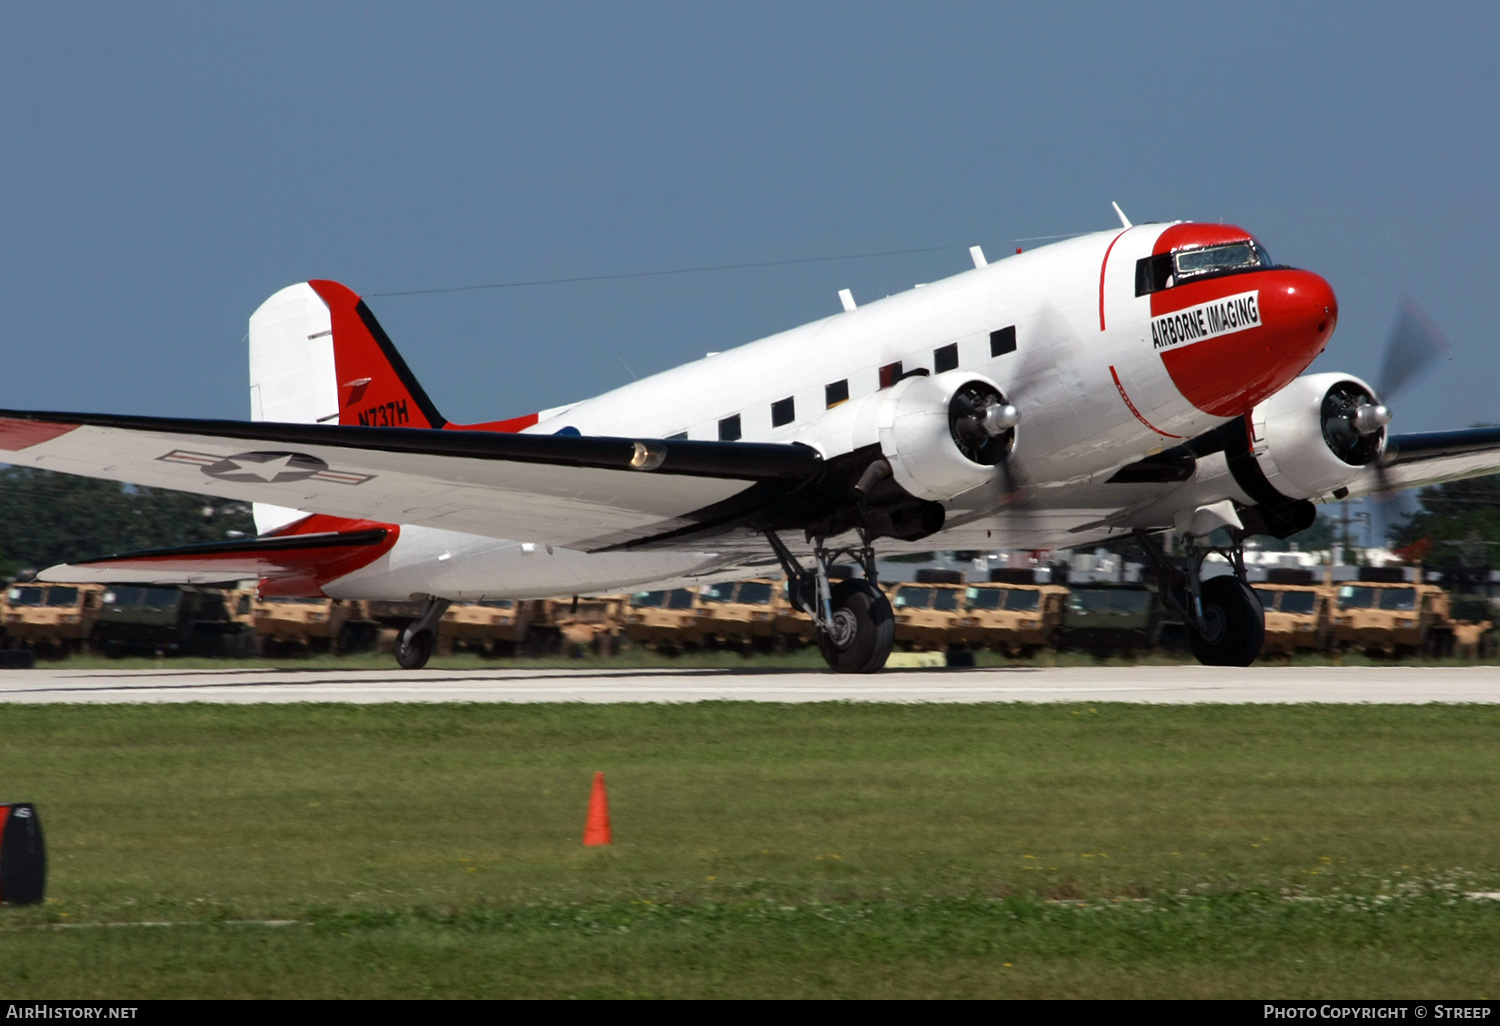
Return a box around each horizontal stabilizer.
[37,528,394,587]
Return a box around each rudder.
[308,279,447,429]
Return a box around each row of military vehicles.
[0,585,552,659]
[623,567,1492,660]
[1,565,1492,662]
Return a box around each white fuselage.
[323,225,1312,601]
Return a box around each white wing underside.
[0,416,773,552]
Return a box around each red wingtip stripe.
[0,418,80,450]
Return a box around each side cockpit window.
[1136,239,1273,296]
[1136,254,1173,296]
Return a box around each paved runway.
[0,664,1497,704]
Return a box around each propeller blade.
[1377,297,1449,401]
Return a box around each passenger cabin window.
[825,379,849,408]
[934,343,958,374]
[878,362,902,389]
[718,415,741,442]
[1136,240,1272,296]
[990,326,1017,357]
[771,397,795,427]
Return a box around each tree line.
[0,467,255,577]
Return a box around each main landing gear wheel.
[816,579,895,674]
[1187,576,1265,667]
[394,627,434,670]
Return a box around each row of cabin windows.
[712,325,1017,442]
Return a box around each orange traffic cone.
[583,771,612,846]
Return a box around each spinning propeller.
[1368,297,1450,500]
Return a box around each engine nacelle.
[1252,372,1387,500]
[796,369,1016,504]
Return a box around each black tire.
[816,580,895,673]
[394,627,434,670]
[1187,576,1265,667]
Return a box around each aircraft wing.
[0,410,823,552]
[1347,426,1500,497]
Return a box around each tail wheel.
[1188,577,1265,667]
[394,627,434,670]
[816,580,895,673]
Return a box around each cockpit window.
[1136,239,1273,296]
[1174,242,1263,280]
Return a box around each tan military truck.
[621,588,701,653]
[0,582,105,656]
[1328,571,1453,657]
[953,581,1068,656]
[886,581,966,650]
[253,596,381,656]
[439,599,531,656]
[1251,580,1334,656]
[694,578,779,651]
[542,595,627,657]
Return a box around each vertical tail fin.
[248,280,446,430]
[247,280,446,533]
[247,279,537,533]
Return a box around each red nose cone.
[1154,269,1337,418]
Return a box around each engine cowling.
[796,370,1017,504]
[1251,372,1387,499]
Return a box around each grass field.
[2,702,1499,997]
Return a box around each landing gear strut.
[765,528,894,673]
[1133,525,1265,667]
[394,595,452,670]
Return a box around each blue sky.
[3,2,1496,439]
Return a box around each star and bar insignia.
[156,449,374,486]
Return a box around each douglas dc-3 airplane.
[4,210,1499,671]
